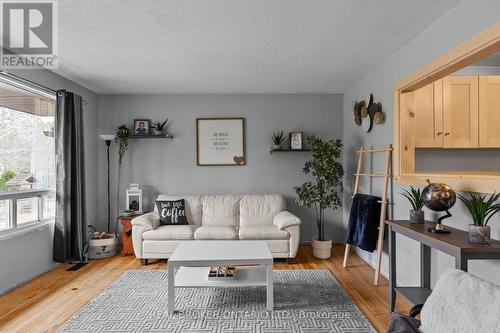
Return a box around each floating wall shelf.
[129,134,174,140]
[269,148,311,154]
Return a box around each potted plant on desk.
[458,192,500,244]
[401,186,424,223]
[295,135,343,259]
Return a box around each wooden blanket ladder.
[342,144,392,286]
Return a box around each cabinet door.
[479,76,500,147]
[415,80,443,148]
[443,76,478,148]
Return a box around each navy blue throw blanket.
[346,193,382,252]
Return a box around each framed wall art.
[133,119,150,136]
[290,132,303,150]
[196,118,245,166]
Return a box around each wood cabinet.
[442,76,478,148]
[414,80,443,148]
[479,76,500,147]
[415,75,485,149]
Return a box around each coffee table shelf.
[175,266,267,288]
[167,241,273,314]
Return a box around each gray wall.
[97,94,343,243]
[0,69,98,295]
[342,0,500,287]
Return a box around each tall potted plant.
[294,135,343,259]
[458,192,500,244]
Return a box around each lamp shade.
[99,134,115,141]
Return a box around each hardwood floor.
[0,244,410,333]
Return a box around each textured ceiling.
[54,0,460,94]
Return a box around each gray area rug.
[59,269,375,332]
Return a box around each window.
[0,77,56,232]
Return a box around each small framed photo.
[290,132,303,150]
[133,119,150,136]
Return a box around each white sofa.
[131,194,301,264]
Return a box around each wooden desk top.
[386,220,500,255]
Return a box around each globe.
[421,182,456,212]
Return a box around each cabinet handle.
[436,132,442,136]
[445,132,450,136]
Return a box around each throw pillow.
[156,199,189,225]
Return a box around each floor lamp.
[99,134,116,234]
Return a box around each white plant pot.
[312,239,332,259]
[273,144,281,150]
[468,225,490,244]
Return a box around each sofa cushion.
[156,194,202,226]
[239,226,289,240]
[240,194,285,226]
[142,225,197,240]
[201,195,241,226]
[194,226,238,240]
[156,199,189,225]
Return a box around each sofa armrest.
[132,211,160,230]
[273,211,301,230]
[132,225,148,258]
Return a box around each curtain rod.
[0,70,88,105]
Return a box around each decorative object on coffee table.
[458,192,500,244]
[421,179,456,234]
[271,130,285,150]
[295,135,343,259]
[196,118,245,166]
[401,186,424,223]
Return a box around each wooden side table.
[119,215,139,256]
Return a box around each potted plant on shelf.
[116,125,129,164]
[151,118,168,136]
[294,135,343,259]
[458,192,500,244]
[401,186,424,223]
[271,131,285,150]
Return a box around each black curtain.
[53,90,87,263]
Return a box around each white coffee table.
[167,240,274,314]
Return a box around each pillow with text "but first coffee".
[156,199,189,225]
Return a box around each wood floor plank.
[0,244,410,333]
